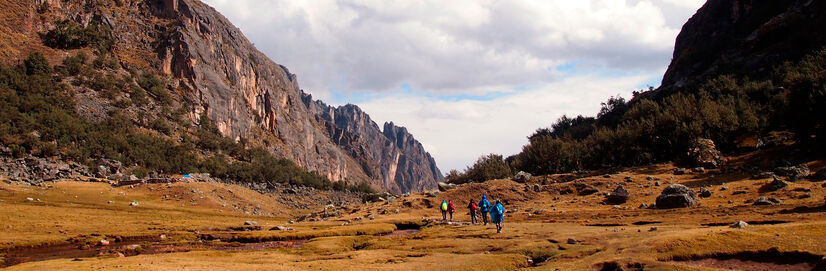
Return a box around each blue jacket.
[490,203,505,224]
[478,195,491,212]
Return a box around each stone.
[99,239,110,246]
[244,221,258,226]
[129,201,139,206]
[673,168,687,175]
[699,188,712,198]
[512,171,532,183]
[426,191,440,198]
[654,181,661,187]
[567,238,578,244]
[270,226,294,231]
[753,172,776,179]
[437,182,458,192]
[764,177,788,191]
[774,164,810,181]
[638,203,649,209]
[730,221,748,229]
[574,183,599,196]
[648,226,658,232]
[687,138,723,169]
[692,167,705,173]
[605,185,630,204]
[753,197,775,206]
[655,184,698,209]
[646,176,655,181]
[533,184,541,192]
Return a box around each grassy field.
[2,159,826,270]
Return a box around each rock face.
[655,184,698,209]
[662,0,826,89]
[304,100,442,193]
[18,0,442,193]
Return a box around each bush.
[41,20,113,51]
[138,72,172,104]
[447,154,512,184]
[510,48,826,175]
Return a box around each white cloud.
[201,0,704,171]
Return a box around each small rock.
[753,197,776,206]
[114,252,125,258]
[567,238,578,244]
[25,197,34,202]
[720,186,729,191]
[648,226,658,232]
[699,188,712,198]
[129,201,139,206]
[692,167,705,173]
[159,234,167,240]
[646,176,655,181]
[654,181,661,186]
[107,200,114,204]
[673,168,687,175]
[270,226,294,231]
[244,221,258,226]
[99,239,110,246]
[730,221,748,228]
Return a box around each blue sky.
[202,0,706,172]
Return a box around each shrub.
[41,20,113,51]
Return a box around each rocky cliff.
[304,96,442,193]
[662,0,826,89]
[4,0,441,193]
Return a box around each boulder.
[512,171,532,183]
[605,185,630,204]
[425,191,440,198]
[687,138,723,168]
[763,177,788,191]
[673,168,687,175]
[774,164,810,181]
[437,182,458,192]
[655,184,698,209]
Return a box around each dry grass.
[2,157,826,270]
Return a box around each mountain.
[0,0,441,193]
[487,0,826,179]
[662,0,826,90]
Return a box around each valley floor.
[1,159,825,270]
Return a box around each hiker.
[490,200,506,233]
[447,200,455,221]
[440,200,448,221]
[479,195,491,225]
[467,199,478,224]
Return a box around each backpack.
[470,202,478,210]
[440,201,448,211]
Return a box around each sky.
[201,0,706,172]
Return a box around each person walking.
[478,195,491,225]
[467,199,478,224]
[440,200,448,221]
[490,200,506,233]
[447,200,455,221]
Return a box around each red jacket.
[468,202,478,210]
[447,201,455,212]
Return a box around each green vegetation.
[507,48,826,176]
[41,19,113,52]
[446,154,512,184]
[0,52,367,192]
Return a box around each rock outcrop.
[304,99,442,193]
[662,0,826,89]
[655,184,698,209]
[10,0,442,193]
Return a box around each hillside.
[0,0,441,193]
